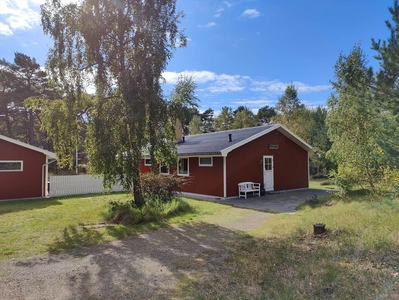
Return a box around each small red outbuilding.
[141,124,315,198]
[0,135,56,200]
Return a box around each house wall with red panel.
[140,128,309,198]
[225,129,308,197]
[182,157,224,197]
[0,139,49,200]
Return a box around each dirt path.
[0,210,271,300]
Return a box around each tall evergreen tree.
[272,84,305,132]
[214,106,233,131]
[200,108,214,133]
[0,53,53,145]
[257,105,276,125]
[232,106,257,129]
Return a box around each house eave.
[178,152,222,157]
[0,134,57,159]
[219,124,315,157]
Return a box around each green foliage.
[107,198,191,225]
[107,173,187,224]
[200,108,214,133]
[372,0,399,114]
[375,166,399,196]
[140,172,186,203]
[25,94,93,169]
[169,75,199,127]
[188,115,202,135]
[41,0,188,207]
[327,45,382,193]
[256,105,276,125]
[271,84,333,176]
[273,83,305,129]
[0,53,55,145]
[213,106,233,131]
[231,106,257,129]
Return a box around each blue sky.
[0,0,394,114]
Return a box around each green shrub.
[107,200,142,224]
[107,173,189,224]
[140,172,187,203]
[107,198,191,225]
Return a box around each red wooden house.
[0,135,56,200]
[141,124,314,198]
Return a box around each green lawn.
[2,191,399,299]
[0,193,235,260]
[310,178,338,189]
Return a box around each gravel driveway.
[0,211,270,300]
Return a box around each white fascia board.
[220,124,315,157]
[0,134,57,159]
[276,125,315,156]
[220,124,278,157]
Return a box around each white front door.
[263,155,274,191]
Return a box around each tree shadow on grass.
[3,222,397,300]
[48,225,105,253]
[0,198,63,215]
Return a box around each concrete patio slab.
[185,189,333,213]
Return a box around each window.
[0,161,23,172]
[199,157,212,166]
[160,163,169,174]
[144,158,152,166]
[178,158,189,176]
[264,157,272,171]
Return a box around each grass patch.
[0,194,235,260]
[3,191,399,299]
[310,178,338,190]
[189,193,399,299]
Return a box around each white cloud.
[163,71,331,97]
[163,71,246,93]
[224,1,233,8]
[241,9,261,19]
[292,81,331,93]
[214,7,224,17]
[198,22,217,28]
[0,0,77,35]
[208,74,245,93]
[233,99,274,107]
[0,22,13,35]
[163,71,217,84]
[251,80,331,95]
[0,0,42,35]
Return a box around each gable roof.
[177,124,314,157]
[0,134,57,159]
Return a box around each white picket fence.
[49,175,126,197]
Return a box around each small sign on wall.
[268,144,279,150]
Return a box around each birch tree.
[41,0,186,207]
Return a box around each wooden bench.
[238,182,261,199]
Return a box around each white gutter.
[42,158,57,197]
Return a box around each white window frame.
[178,158,189,176]
[0,160,23,172]
[160,163,169,175]
[199,157,213,167]
[144,158,152,166]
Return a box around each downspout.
[42,158,57,198]
[223,156,227,198]
[307,152,310,188]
